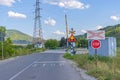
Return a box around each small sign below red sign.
[91,40,101,49]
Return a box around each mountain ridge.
[6,29,33,41]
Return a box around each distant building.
[12,40,32,46]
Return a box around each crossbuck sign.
[87,30,105,40]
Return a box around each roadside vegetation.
[63,48,120,80]
[44,37,67,49]
[44,39,59,49]
[0,42,45,60]
[0,26,45,60]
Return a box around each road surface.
[0,49,84,80]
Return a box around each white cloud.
[96,25,103,30]
[44,18,56,26]
[0,0,20,6]
[8,11,27,18]
[110,15,120,21]
[81,29,87,33]
[44,0,90,9]
[53,30,65,35]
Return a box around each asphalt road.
[0,50,84,80]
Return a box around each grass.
[63,48,120,80]
[0,48,45,60]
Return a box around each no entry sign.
[91,40,101,49]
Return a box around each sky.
[0,0,120,40]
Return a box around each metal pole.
[65,14,69,48]
[95,49,97,73]
[2,41,3,60]
[0,32,4,60]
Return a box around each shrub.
[63,48,120,80]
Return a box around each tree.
[45,39,59,49]
[0,27,14,58]
[76,38,88,48]
[0,26,6,35]
[59,37,66,47]
[4,38,14,57]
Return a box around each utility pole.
[65,14,69,48]
[33,0,43,48]
[2,41,3,60]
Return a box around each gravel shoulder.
[65,59,97,80]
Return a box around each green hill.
[101,24,120,46]
[102,24,120,38]
[76,24,120,47]
[6,29,32,41]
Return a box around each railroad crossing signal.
[68,28,77,42]
[87,30,105,40]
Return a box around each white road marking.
[34,61,66,64]
[9,59,41,80]
[9,60,66,80]
[43,63,46,67]
[51,64,55,66]
[50,64,53,66]
[9,63,34,80]
[32,64,38,67]
[59,63,64,66]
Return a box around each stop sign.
[91,40,101,49]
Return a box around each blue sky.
[0,0,120,40]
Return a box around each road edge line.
[9,63,34,80]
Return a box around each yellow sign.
[70,35,75,40]
[68,34,77,42]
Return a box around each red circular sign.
[91,40,101,49]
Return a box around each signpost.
[0,32,4,60]
[87,30,104,56]
[91,40,101,49]
[68,28,77,54]
[87,30,104,74]
[91,40,101,73]
[91,39,101,59]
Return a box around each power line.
[33,0,43,48]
